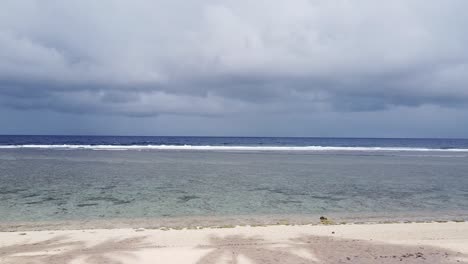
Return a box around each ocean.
[1,135,468,226]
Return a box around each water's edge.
[2,213,468,232]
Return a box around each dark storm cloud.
[1,0,468,117]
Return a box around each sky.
[1,0,468,137]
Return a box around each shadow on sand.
[196,235,466,264]
[0,233,466,263]
[0,235,151,264]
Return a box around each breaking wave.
[1,144,468,152]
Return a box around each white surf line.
[1,144,468,152]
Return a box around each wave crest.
[1,144,468,152]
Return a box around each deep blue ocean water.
[1,135,468,149]
[1,135,468,225]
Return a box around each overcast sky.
[1,0,468,137]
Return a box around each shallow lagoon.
[1,148,468,223]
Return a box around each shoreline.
[1,213,467,232]
[1,222,467,263]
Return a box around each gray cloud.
[1,0,468,118]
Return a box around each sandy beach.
[1,222,467,263]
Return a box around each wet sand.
[1,222,467,263]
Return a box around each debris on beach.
[320,216,335,225]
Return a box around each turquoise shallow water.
[1,148,468,223]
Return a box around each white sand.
[1,222,467,263]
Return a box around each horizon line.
[0,134,467,140]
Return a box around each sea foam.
[1,144,468,152]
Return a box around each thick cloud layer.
[1,0,468,117]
